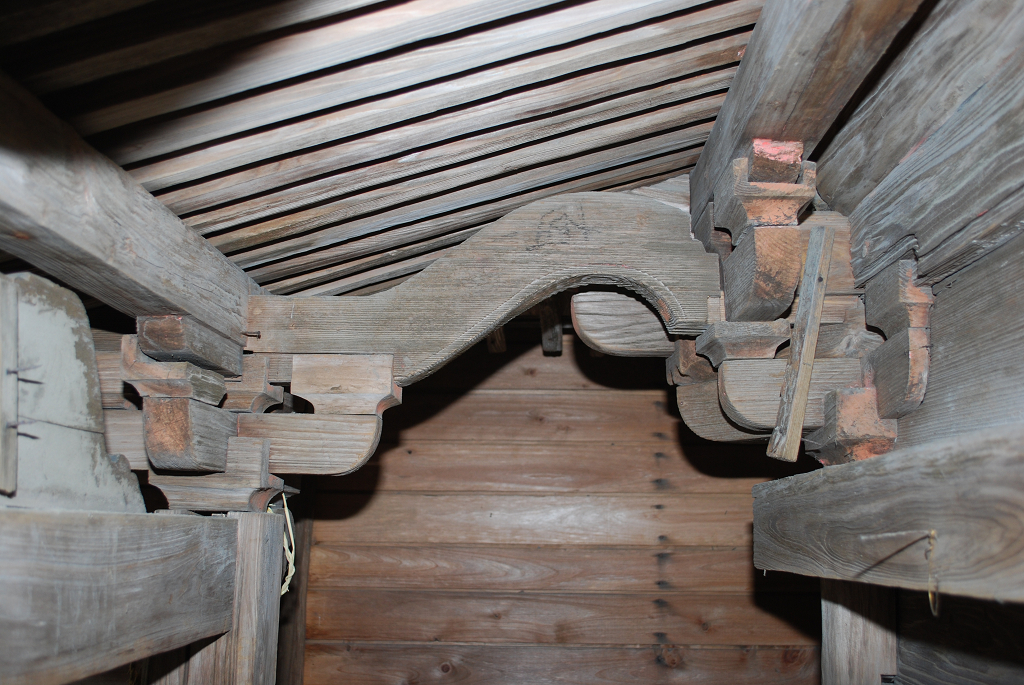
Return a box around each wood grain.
[237,413,382,475]
[303,643,821,685]
[246,193,720,384]
[676,379,770,444]
[570,291,675,357]
[0,275,16,494]
[321,439,780,495]
[306,589,819,645]
[314,492,754,547]
[0,74,256,342]
[753,423,1024,602]
[820,580,897,685]
[0,510,236,685]
[688,0,925,222]
[309,544,815,594]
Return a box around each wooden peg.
[866,328,930,419]
[538,303,563,356]
[290,354,400,416]
[767,224,836,461]
[695,320,791,367]
[137,315,244,377]
[121,334,226,406]
[804,387,896,466]
[223,355,284,414]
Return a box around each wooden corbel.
[149,437,291,512]
[695,320,791,367]
[713,157,816,243]
[290,354,401,416]
[862,260,933,419]
[121,335,226,406]
[137,315,244,377]
[223,355,284,414]
[246,193,720,385]
[803,387,896,465]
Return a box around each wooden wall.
[301,325,820,684]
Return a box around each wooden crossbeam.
[0,510,236,685]
[247,193,720,385]
[0,73,259,343]
[753,423,1024,603]
[688,0,926,224]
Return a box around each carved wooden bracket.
[246,193,720,385]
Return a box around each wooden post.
[767,225,836,461]
[821,580,898,685]
[0,275,17,495]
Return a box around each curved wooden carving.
[248,193,720,385]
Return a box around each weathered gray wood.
[866,328,929,420]
[237,413,382,475]
[137,316,244,378]
[3,273,144,513]
[753,423,1024,602]
[817,0,1024,219]
[846,42,1024,283]
[222,356,284,414]
[713,158,815,239]
[229,511,284,685]
[290,354,400,416]
[114,0,758,177]
[143,398,237,472]
[767,225,836,461]
[863,260,932,338]
[723,227,802,321]
[149,437,286,513]
[121,335,227,406]
[695,320,790,367]
[820,580,897,685]
[676,379,769,444]
[0,74,257,342]
[899,233,1024,447]
[247,193,719,384]
[0,510,236,685]
[103,409,148,471]
[688,0,925,224]
[570,293,674,357]
[0,275,17,494]
[720,358,862,431]
[538,303,563,356]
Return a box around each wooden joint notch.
[223,355,284,414]
[666,339,717,386]
[864,260,933,419]
[692,201,732,261]
[137,314,244,377]
[121,334,226,406]
[713,155,816,242]
[143,397,236,472]
[290,354,400,416]
[804,387,896,466]
[695,320,790,367]
[149,436,292,512]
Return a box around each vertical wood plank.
[767,225,835,461]
[820,580,897,685]
[0,275,17,494]
[277,489,315,685]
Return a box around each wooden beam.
[0,73,258,342]
[767,224,835,461]
[688,0,926,224]
[753,423,1024,602]
[143,398,237,472]
[247,193,719,384]
[137,316,244,377]
[0,510,236,685]
[236,414,382,475]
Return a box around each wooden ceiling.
[0,0,759,296]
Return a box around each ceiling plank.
[71,0,583,135]
[688,0,927,225]
[246,148,701,285]
[202,93,723,248]
[184,69,733,233]
[0,73,257,341]
[116,0,760,178]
